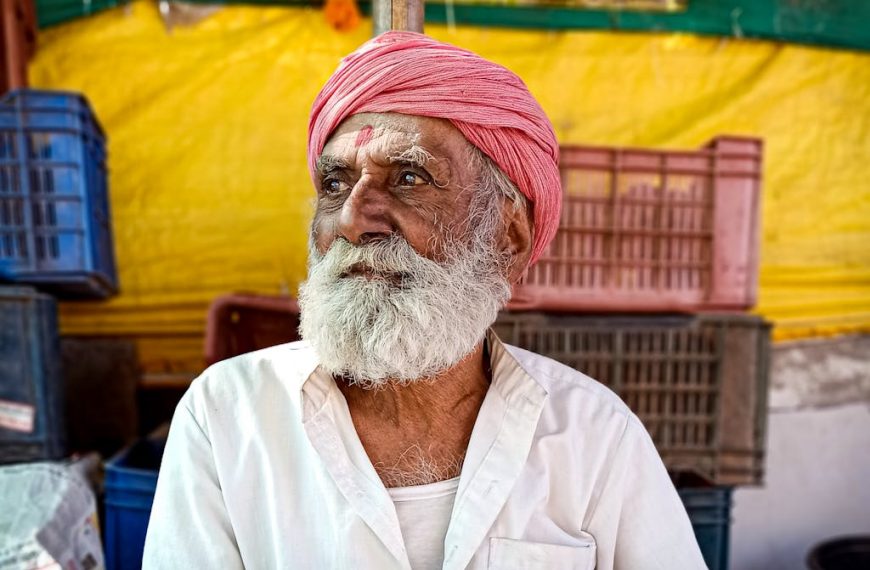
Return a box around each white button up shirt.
[143,331,706,569]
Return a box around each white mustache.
[309,235,454,283]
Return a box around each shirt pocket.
[488,537,597,570]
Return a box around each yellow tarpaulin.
[28,2,870,376]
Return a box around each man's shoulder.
[184,340,318,411]
[502,343,638,426]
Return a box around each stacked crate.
[0,89,117,465]
[0,286,65,462]
[497,136,767,570]
[0,90,117,296]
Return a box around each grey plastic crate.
[493,312,771,486]
[679,486,732,570]
[0,286,65,463]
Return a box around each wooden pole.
[0,0,34,92]
[373,0,423,36]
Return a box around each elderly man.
[144,32,706,569]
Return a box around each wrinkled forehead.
[319,112,475,167]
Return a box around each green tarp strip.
[35,0,870,52]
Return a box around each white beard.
[298,231,511,388]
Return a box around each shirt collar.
[485,327,549,409]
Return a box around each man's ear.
[499,200,534,285]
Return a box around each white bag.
[0,462,104,570]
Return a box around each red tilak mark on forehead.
[355,126,374,148]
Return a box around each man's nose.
[337,178,394,245]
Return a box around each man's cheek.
[311,219,340,254]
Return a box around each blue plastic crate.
[105,436,166,570]
[0,286,65,464]
[679,487,732,570]
[0,89,117,298]
[0,91,106,145]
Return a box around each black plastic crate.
[0,89,117,298]
[494,312,771,485]
[0,286,65,463]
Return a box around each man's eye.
[323,178,347,194]
[398,172,427,187]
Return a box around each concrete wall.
[730,335,870,570]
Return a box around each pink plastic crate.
[509,136,762,313]
[204,293,300,366]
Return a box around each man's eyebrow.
[315,155,349,175]
[388,145,434,168]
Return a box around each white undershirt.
[387,477,460,570]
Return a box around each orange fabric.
[323,0,360,32]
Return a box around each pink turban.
[307,31,560,265]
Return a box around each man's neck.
[336,342,491,487]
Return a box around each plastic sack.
[0,463,103,570]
